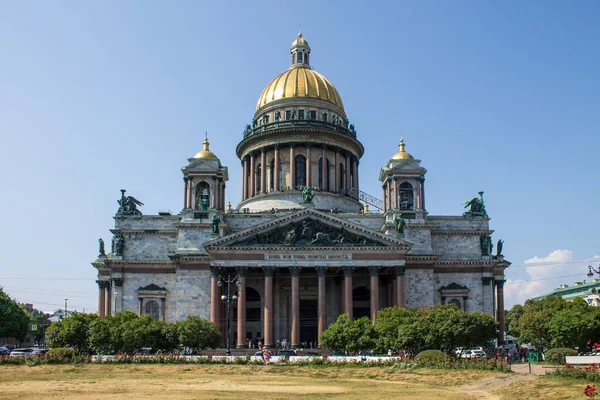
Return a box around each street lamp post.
[588,265,600,278]
[218,273,240,356]
[64,298,68,318]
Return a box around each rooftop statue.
[300,186,314,204]
[496,239,504,257]
[114,234,124,256]
[394,215,406,235]
[211,214,221,235]
[462,191,487,217]
[117,189,144,216]
[98,238,105,257]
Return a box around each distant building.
[533,279,600,306]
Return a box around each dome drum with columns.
[92,34,510,351]
[238,34,364,213]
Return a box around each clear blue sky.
[1,1,598,312]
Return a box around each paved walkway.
[510,362,558,376]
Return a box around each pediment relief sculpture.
[233,218,386,247]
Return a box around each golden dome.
[391,139,414,160]
[291,33,310,50]
[193,137,218,159]
[256,66,344,111]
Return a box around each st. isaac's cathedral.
[93,34,510,348]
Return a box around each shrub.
[545,348,578,365]
[550,364,600,382]
[47,348,76,361]
[415,350,447,361]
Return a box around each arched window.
[295,155,306,187]
[145,300,160,320]
[256,164,262,193]
[399,182,414,210]
[339,163,345,193]
[195,182,211,210]
[305,53,309,65]
[298,52,303,63]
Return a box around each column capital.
[305,143,312,149]
[236,266,248,277]
[209,266,221,277]
[395,266,406,276]
[183,176,190,182]
[273,144,280,150]
[263,266,275,277]
[495,279,506,288]
[111,278,123,287]
[289,143,296,149]
[481,277,493,285]
[289,266,302,276]
[96,280,110,289]
[368,266,381,276]
[342,266,354,276]
[315,266,328,277]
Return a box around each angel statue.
[462,191,487,217]
[300,186,314,204]
[496,239,504,257]
[117,189,144,216]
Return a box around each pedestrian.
[263,348,272,365]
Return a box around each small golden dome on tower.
[291,33,310,50]
[391,138,414,160]
[193,136,218,159]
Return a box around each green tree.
[175,316,221,353]
[320,314,376,355]
[46,313,98,353]
[505,304,524,338]
[396,305,496,356]
[547,298,600,351]
[88,317,112,354]
[516,296,567,351]
[374,306,417,354]
[0,288,30,342]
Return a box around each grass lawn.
[0,364,587,399]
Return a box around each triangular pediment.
[206,208,412,250]
[379,159,426,181]
[183,158,223,171]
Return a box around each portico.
[205,208,410,348]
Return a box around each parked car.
[253,351,263,357]
[10,348,33,358]
[0,348,10,356]
[31,348,49,356]
[460,350,486,359]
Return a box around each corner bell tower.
[379,138,427,219]
[181,135,229,212]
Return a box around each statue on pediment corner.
[98,239,105,257]
[301,186,314,204]
[117,189,143,216]
[462,191,488,217]
[394,215,406,234]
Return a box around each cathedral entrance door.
[299,299,318,346]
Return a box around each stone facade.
[92,33,510,345]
